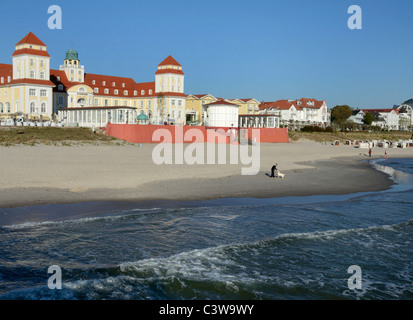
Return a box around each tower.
[155,55,184,94]
[154,55,186,124]
[60,48,84,83]
[12,32,51,81]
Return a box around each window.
[172,110,175,119]
[40,60,44,68]
[29,89,36,96]
[114,90,118,95]
[92,80,96,85]
[40,71,45,79]
[124,101,128,106]
[0,103,3,113]
[1,77,3,83]
[149,90,152,95]
[113,82,116,87]
[103,81,106,86]
[71,70,74,74]
[58,84,64,91]
[40,90,47,97]
[122,83,125,88]
[178,100,182,106]
[79,87,85,92]
[30,70,35,78]
[172,86,175,91]
[104,99,109,106]
[104,89,109,94]
[94,99,98,106]
[124,90,128,95]
[6,102,10,113]
[148,100,151,107]
[178,110,182,119]
[141,90,145,95]
[30,102,35,113]
[134,90,137,96]
[58,96,64,105]
[30,59,34,67]
[94,88,99,93]
[41,103,46,113]
[57,76,61,81]
[115,100,119,106]
[172,100,175,106]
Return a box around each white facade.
[205,102,239,127]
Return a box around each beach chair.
[276,170,285,179]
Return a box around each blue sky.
[1,0,412,109]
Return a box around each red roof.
[155,68,184,75]
[16,32,47,47]
[12,48,50,58]
[362,108,397,114]
[259,98,325,111]
[158,55,182,67]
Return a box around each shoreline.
[0,141,412,210]
[0,157,398,210]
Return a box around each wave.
[1,218,411,300]
[2,207,162,230]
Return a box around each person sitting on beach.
[270,164,278,178]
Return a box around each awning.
[40,115,50,121]
[29,115,40,120]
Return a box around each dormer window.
[141,90,145,95]
[114,89,119,95]
[124,90,128,95]
[104,89,109,94]
[113,82,116,87]
[134,90,137,96]
[58,84,63,90]
[149,90,152,95]
[103,81,106,86]
[122,83,125,88]
[57,76,61,81]
[92,80,96,85]
[94,88,99,93]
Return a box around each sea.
[0,158,412,300]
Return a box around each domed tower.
[60,48,84,83]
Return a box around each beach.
[1,140,412,208]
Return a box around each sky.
[0,0,412,109]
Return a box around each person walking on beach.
[270,164,278,178]
[385,150,388,158]
[369,148,372,158]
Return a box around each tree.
[363,112,375,126]
[331,105,353,130]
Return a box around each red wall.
[105,123,289,144]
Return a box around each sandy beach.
[1,140,413,208]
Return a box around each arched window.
[58,84,64,91]
[178,110,182,119]
[30,102,36,113]
[6,102,10,113]
[41,103,46,113]
[0,103,3,113]
[114,90,118,95]
[171,110,175,119]
[77,98,87,107]
[79,87,85,92]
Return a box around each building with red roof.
[0,32,187,127]
[258,98,330,129]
